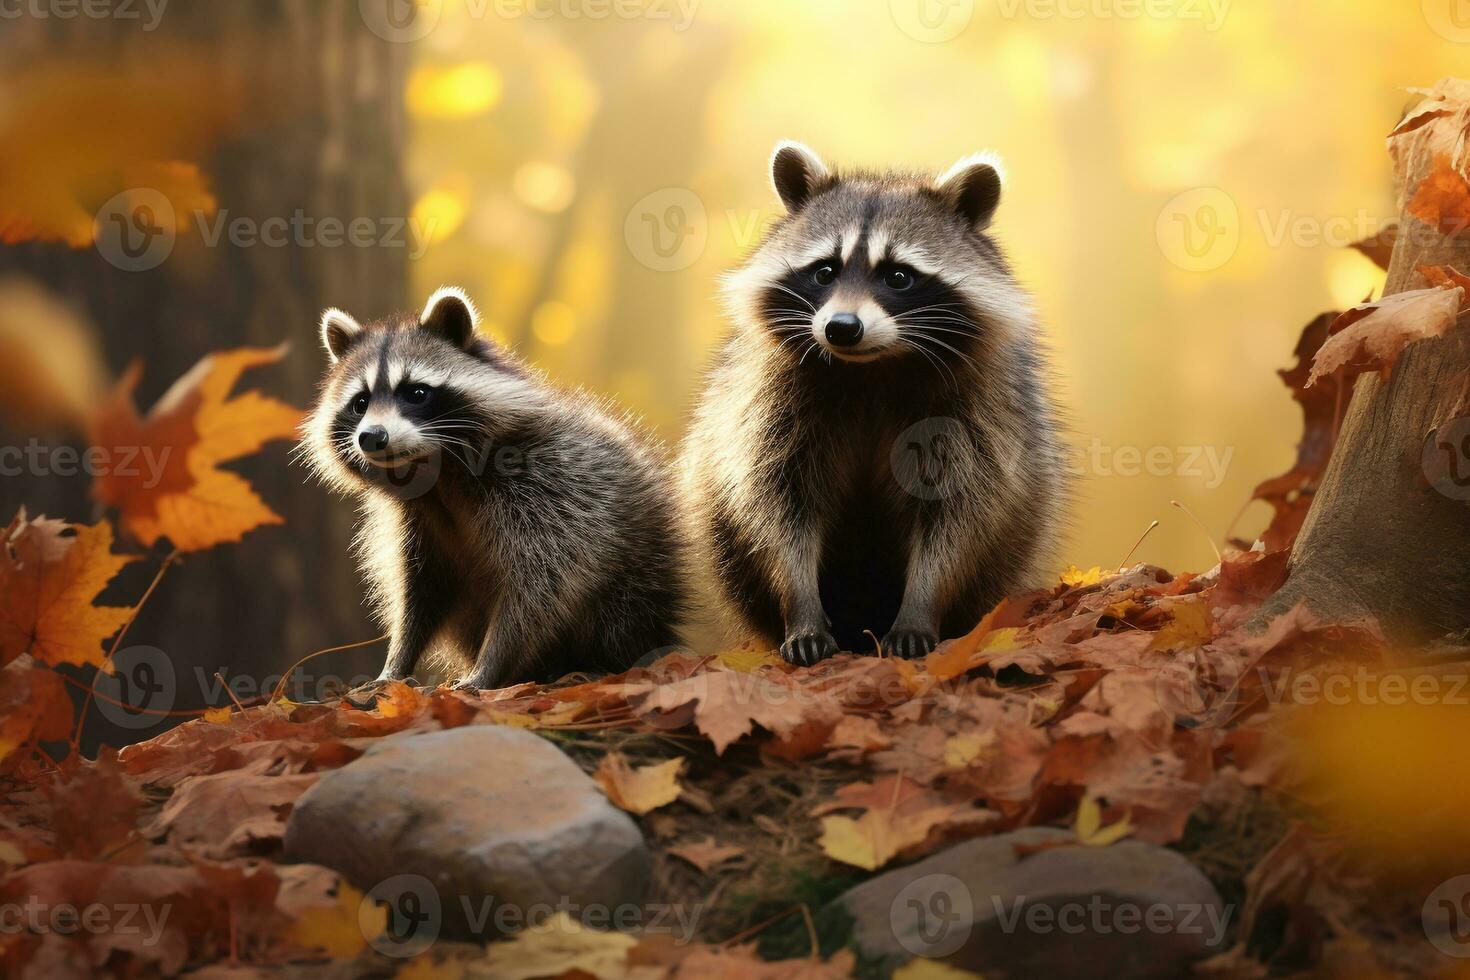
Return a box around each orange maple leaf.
[90,346,302,553]
[0,511,135,669]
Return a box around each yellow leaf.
[595,753,685,815]
[979,627,1019,652]
[1147,601,1213,652]
[395,956,466,980]
[0,841,25,867]
[1075,795,1102,840]
[893,960,986,979]
[1074,796,1132,847]
[477,912,637,980]
[202,706,233,724]
[288,883,379,959]
[818,814,885,871]
[1060,565,1105,588]
[943,731,995,770]
[717,646,783,673]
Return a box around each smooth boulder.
[283,725,651,940]
[836,828,1229,979]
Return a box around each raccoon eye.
[349,393,370,416]
[883,267,915,291]
[402,384,433,406]
[811,263,838,287]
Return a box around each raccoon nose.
[824,313,864,348]
[358,425,389,453]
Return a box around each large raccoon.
[681,142,1067,666]
[304,287,687,690]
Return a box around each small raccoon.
[304,287,688,689]
[681,143,1067,666]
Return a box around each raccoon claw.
[451,671,494,692]
[780,630,838,667]
[882,628,937,660]
[341,675,420,710]
[342,678,391,710]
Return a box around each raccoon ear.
[419,286,479,350]
[936,153,1005,231]
[320,308,363,363]
[770,140,831,213]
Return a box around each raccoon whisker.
[764,280,817,313]
[797,341,821,367]
[898,302,972,318]
[897,337,958,389]
[902,322,983,339]
[897,312,981,329]
[909,334,982,373]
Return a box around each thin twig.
[72,549,181,752]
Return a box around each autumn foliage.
[1,79,1470,980]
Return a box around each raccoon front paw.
[881,627,937,660]
[780,629,838,667]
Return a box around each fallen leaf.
[145,767,318,858]
[1074,795,1133,847]
[892,960,984,980]
[1147,600,1214,652]
[668,838,745,873]
[1060,565,1106,588]
[594,753,686,815]
[0,511,135,669]
[286,881,380,960]
[476,912,639,980]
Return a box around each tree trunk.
[1258,80,1470,641]
[0,1,408,748]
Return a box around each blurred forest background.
[1,0,1467,745]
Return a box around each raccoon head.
[305,287,519,491]
[727,141,1030,368]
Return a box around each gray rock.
[283,726,650,942]
[836,828,1229,980]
